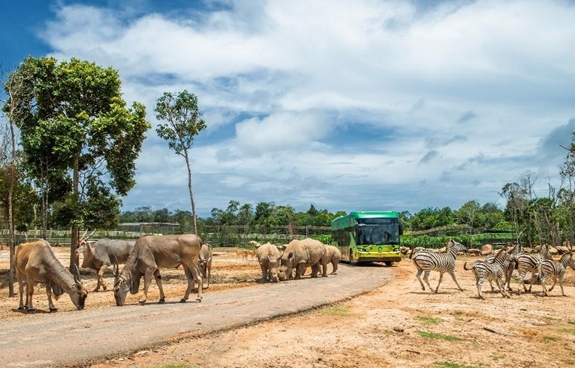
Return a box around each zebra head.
[447,239,467,255]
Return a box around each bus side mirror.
[399,223,404,236]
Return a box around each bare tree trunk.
[7,120,16,297]
[41,185,48,240]
[183,150,197,235]
[69,157,79,271]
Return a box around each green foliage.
[313,234,332,244]
[155,90,206,156]
[401,232,514,249]
[320,305,354,317]
[417,316,440,325]
[434,362,478,368]
[416,330,465,341]
[4,56,150,231]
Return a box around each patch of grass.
[568,320,575,325]
[543,336,558,342]
[490,355,504,361]
[321,305,353,317]
[452,310,464,316]
[559,328,575,336]
[434,362,477,368]
[416,330,465,341]
[417,316,440,324]
[232,276,248,282]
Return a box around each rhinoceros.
[254,242,282,282]
[278,238,327,281]
[324,245,342,275]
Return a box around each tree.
[155,90,207,235]
[456,200,481,229]
[5,57,150,270]
[559,132,575,248]
[1,62,34,296]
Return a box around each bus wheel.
[384,261,394,267]
[349,251,357,265]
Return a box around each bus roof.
[331,211,399,230]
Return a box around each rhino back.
[301,239,326,264]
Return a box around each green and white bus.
[331,211,403,266]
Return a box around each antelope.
[76,237,135,292]
[113,234,203,306]
[198,243,213,289]
[15,240,88,312]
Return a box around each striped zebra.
[484,243,522,292]
[464,248,510,299]
[539,252,575,296]
[411,239,467,293]
[513,244,552,294]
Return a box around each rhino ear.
[287,252,294,261]
[277,245,286,251]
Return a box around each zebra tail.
[409,247,415,259]
[463,261,473,271]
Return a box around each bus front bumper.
[356,252,402,263]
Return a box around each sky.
[2,0,575,218]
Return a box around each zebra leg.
[539,275,549,296]
[495,278,509,298]
[423,270,434,292]
[434,272,444,293]
[527,271,535,293]
[488,279,496,293]
[516,271,527,294]
[558,275,566,296]
[505,265,514,291]
[476,277,484,299]
[415,268,426,291]
[548,276,557,292]
[448,271,464,292]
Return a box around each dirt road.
[0,262,393,368]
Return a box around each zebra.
[464,248,510,299]
[411,239,467,293]
[513,244,552,294]
[484,243,522,292]
[538,252,575,296]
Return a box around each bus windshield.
[355,219,399,245]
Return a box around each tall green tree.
[4,56,150,270]
[155,90,207,234]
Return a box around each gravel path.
[0,263,393,368]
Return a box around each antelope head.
[112,255,130,306]
[71,264,88,310]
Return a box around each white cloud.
[38,0,575,215]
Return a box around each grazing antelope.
[198,243,213,289]
[15,240,88,312]
[76,233,135,292]
[113,234,203,306]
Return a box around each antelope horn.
[73,264,82,284]
[112,255,119,280]
[81,229,97,242]
[80,229,88,241]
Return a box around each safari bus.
[331,211,403,266]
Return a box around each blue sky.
[2,0,575,217]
